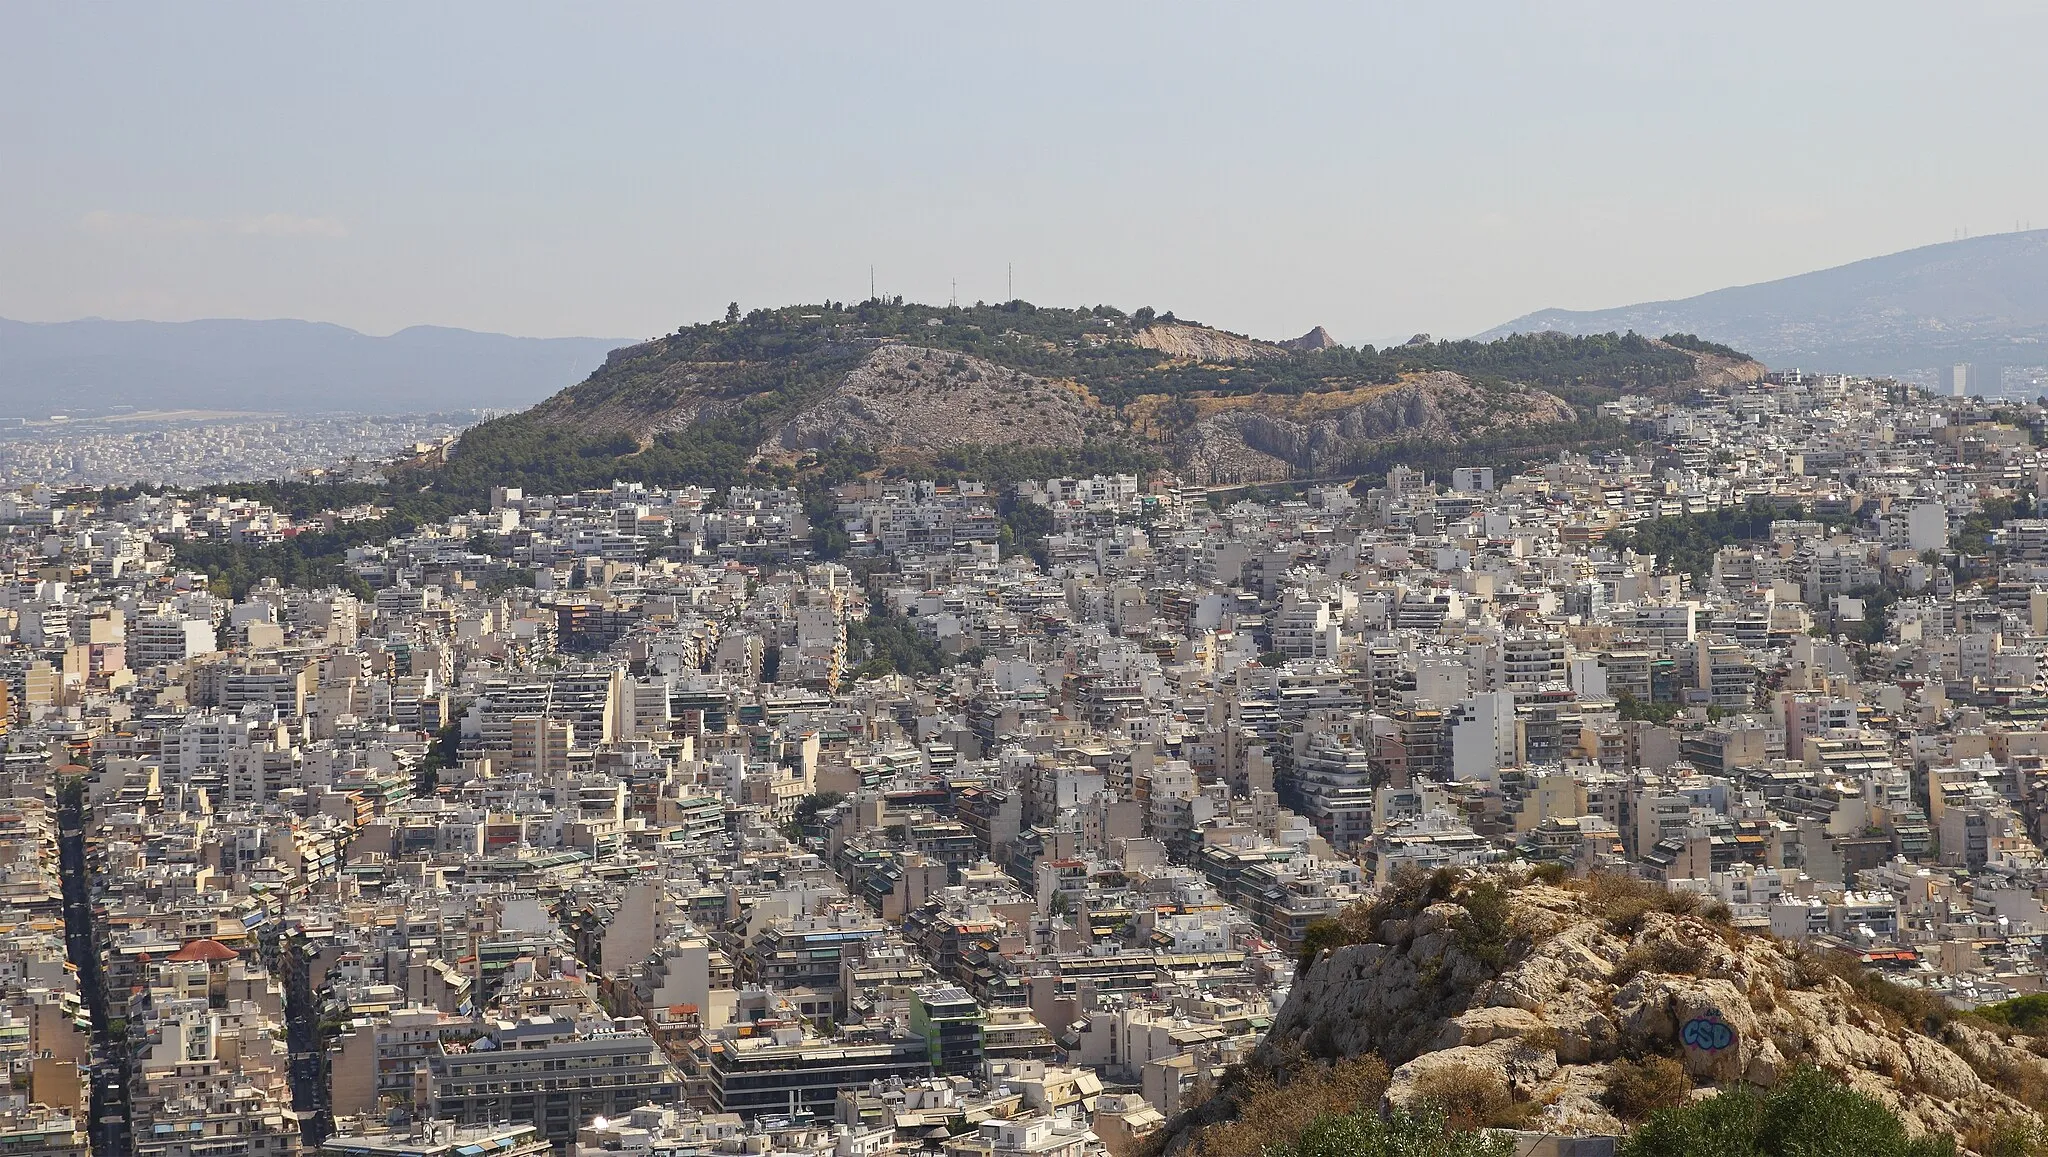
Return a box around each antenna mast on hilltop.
[870,266,875,303]
[1008,262,1014,301]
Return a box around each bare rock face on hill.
[1256,867,2044,1142]
[1133,324,1288,363]
[512,334,867,441]
[770,344,1099,453]
[1679,347,1770,394]
[1174,372,1577,484]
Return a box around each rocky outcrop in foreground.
[1257,868,2045,1141]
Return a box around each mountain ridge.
[1479,231,2048,380]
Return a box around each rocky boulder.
[1279,325,1340,351]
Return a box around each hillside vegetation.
[411,299,1756,496]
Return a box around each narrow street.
[273,934,331,1146]
[58,781,127,1157]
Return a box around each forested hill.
[412,298,1762,499]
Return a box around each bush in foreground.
[1189,1056,1390,1157]
[1267,1104,1514,1157]
[1979,993,2048,1035]
[1619,1066,1955,1157]
[1604,1056,1693,1121]
[1413,1065,1532,1131]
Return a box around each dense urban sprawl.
[0,414,474,488]
[9,369,2048,1155]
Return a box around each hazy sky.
[5,3,2045,346]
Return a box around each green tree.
[998,500,1056,568]
[845,606,948,680]
[1843,583,1897,646]
[1617,693,1680,724]
[1619,1067,1956,1157]
[1973,992,2048,1033]
[1661,333,1752,360]
[779,790,845,840]
[1453,878,1513,970]
[481,568,536,593]
[1604,500,1802,589]
[1268,1105,1514,1157]
[1957,494,2016,560]
[417,720,463,794]
[725,301,741,324]
[1297,917,1360,969]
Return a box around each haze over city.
[5,3,2046,346]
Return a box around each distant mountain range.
[1479,230,2048,381]
[0,317,630,417]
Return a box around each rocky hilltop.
[425,301,1761,497]
[1171,866,2047,1150]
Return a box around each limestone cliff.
[1162,373,1579,484]
[1132,324,1289,363]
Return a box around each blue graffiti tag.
[1681,1013,1735,1053]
